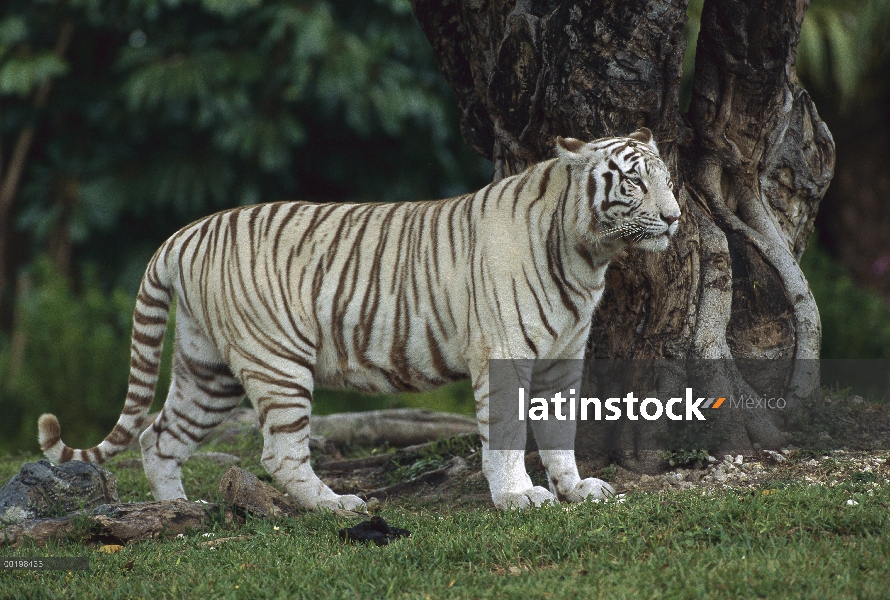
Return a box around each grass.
[2,435,889,599]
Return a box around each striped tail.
[38,250,173,464]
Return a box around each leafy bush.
[657,448,711,468]
[0,258,138,453]
[801,240,890,358]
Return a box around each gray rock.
[218,466,298,518]
[0,460,119,525]
[764,450,786,463]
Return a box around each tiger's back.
[39,128,680,510]
[168,158,596,394]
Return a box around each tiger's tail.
[38,248,174,464]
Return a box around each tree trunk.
[411,0,835,471]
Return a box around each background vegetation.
[1,0,889,454]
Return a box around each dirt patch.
[152,402,890,509]
[314,439,889,510]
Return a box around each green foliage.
[314,379,474,418]
[801,239,890,358]
[0,258,136,453]
[1,0,489,292]
[386,433,480,484]
[0,52,68,96]
[657,448,710,469]
[0,0,485,452]
[797,0,890,110]
[597,464,618,482]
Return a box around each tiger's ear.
[627,127,659,154]
[555,136,587,161]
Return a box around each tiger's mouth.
[630,229,670,241]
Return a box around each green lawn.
[1,438,888,599]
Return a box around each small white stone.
[764,450,786,463]
[845,499,859,507]
[734,455,743,465]
[707,455,717,463]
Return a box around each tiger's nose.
[661,213,680,225]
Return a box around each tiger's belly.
[313,314,469,394]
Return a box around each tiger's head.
[556,128,680,253]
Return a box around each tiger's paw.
[494,486,557,510]
[315,494,367,513]
[563,477,615,503]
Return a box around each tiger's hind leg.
[236,355,365,512]
[140,310,244,500]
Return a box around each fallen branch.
[318,434,480,472]
[0,500,234,548]
[138,408,477,450]
[360,456,470,501]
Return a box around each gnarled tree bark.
[411,0,834,471]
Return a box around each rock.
[734,455,744,465]
[219,466,299,519]
[764,450,786,463]
[0,499,234,548]
[446,456,470,477]
[0,460,119,525]
[338,516,410,546]
[665,472,684,485]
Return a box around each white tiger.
[39,128,680,510]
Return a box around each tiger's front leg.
[529,360,614,503]
[473,359,557,509]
